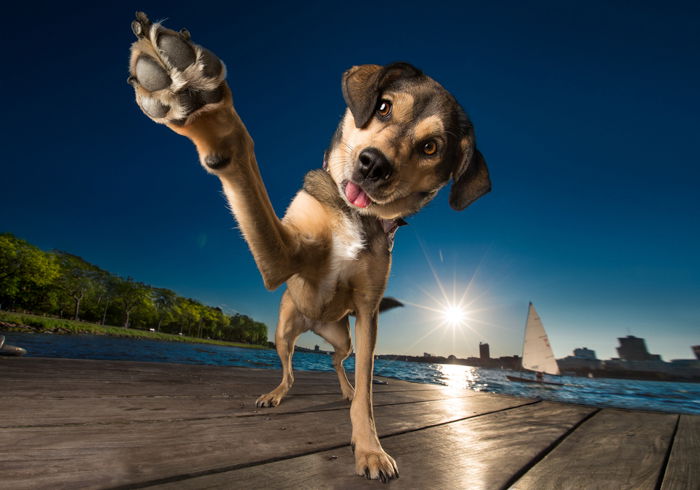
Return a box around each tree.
[0,233,59,308]
[1,233,270,344]
[54,251,100,321]
[152,288,177,332]
[175,298,203,336]
[114,277,150,328]
[92,272,120,325]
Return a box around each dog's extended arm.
[169,98,307,290]
[128,14,321,290]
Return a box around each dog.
[127,12,490,482]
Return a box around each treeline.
[0,233,268,344]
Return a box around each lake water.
[3,331,699,415]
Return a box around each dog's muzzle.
[355,148,393,183]
[345,148,394,208]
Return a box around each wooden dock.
[0,357,697,489]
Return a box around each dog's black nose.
[358,148,392,182]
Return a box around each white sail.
[522,303,560,375]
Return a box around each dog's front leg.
[127,12,310,289]
[351,311,398,482]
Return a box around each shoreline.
[0,311,270,351]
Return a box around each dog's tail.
[349,297,403,317]
[378,296,403,312]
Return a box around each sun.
[442,304,468,327]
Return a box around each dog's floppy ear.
[449,128,492,211]
[342,63,422,128]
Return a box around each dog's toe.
[131,11,151,38]
[255,391,284,408]
[134,56,171,92]
[157,32,196,70]
[354,448,399,482]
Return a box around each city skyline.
[2,2,698,361]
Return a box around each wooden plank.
[0,357,442,396]
[512,409,678,490]
[661,414,700,490]
[0,379,530,488]
[0,358,479,428]
[151,402,595,489]
[0,389,485,428]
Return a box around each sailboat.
[506,303,563,386]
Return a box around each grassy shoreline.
[0,311,270,350]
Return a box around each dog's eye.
[376,100,392,118]
[422,140,438,156]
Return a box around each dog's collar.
[380,217,407,252]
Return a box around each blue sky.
[2,1,698,360]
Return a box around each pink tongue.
[345,181,370,208]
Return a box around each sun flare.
[442,304,468,327]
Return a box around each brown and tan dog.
[128,12,490,482]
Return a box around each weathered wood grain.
[512,409,678,490]
[0,389,485,428]
[151,402,595,489]
[1,358,695,490]
[661,414,700,490]
[1,358,482,427]
[0,358,530,489]
[1,357,440,394]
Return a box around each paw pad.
[128,12,227,126]
[135,56,171,92]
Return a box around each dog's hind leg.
[256,290,306,408]
[313,317,354,401]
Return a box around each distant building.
[573,347,597,360]
[497,355,521,370]
[479,342,490,361]
[559,347,602,372]
[693,345,700,360]
[314,345,320,352]
[423,352,432,358]
[616,336,662,362]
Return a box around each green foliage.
[0,233,268,346]
[0,311,266,349]
[0,233,60,304]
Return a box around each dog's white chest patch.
[333,214,365,262]
[321,213,365,294]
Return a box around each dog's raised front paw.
[353,446,399,482]
[128,12,228,126]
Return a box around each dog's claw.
[132,11,151,38]
[131,20,143,37]
[135,11,151,25]
[354,447,399,482]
